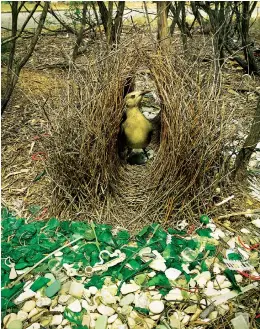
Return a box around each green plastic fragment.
[45,280,61,297]
[147,273,171,288]
[33,170,46,182]
[224,269,241,292]
[134,307,149,315]
[227,253,242,261]
[85,275,105,289]
[200,214,210,224]
[196,228,212,238]
[134,273,147,285]
[15,262,30,270]
[28,205,41,216]
[30,277,50,292]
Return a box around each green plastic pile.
[1,207,242,326]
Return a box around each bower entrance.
[44,45,230,231]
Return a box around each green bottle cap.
[200,215,210,224]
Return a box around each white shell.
[3,313,17,326]
[120,293,134,306]
[134,292,150,308]
[81,299,90,310]
[120,283,140,295]
[9,267,18,280]
[165,288,183,301]
[182,314,190,324]
[14,289,36,304]
[147,271,156,278]
[17,311,28,321]
[54,251,63,257]
[240,228,250,234]
[149,259,167,272]
[252,218,260,228]
[50,314,63,326]
[27,324,41,329]
[165,268,182,280]
[50,304,65,312]
[101,288,117,304]
[22,300,36,312]
[28,308,39,319]
[89,286,98,295]
[108,314,118,324]
[68,299,82,313]
[69,282,84,298]
[58,294,71,305]
[194,271,211,288]
[149,300,164,314]
[97,304,115,316]
[36,297,52,307]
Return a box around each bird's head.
[124,90,151,108]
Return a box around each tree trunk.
[113,1,125,44]
[1,2,49,114]
[241,2,259,74]
[169,2,182,36]
[106,1,113,45]
[180,1,188,51]
[233,97,260,179]
[72,2,88,61]
[157,1,168,45]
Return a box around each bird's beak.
[140,90,151,96]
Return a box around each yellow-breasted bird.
[119,90,153,161]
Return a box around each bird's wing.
[117,112,127,158]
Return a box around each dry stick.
[5,236,83,289]
[215,208,260,220]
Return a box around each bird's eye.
[131,95,135,99]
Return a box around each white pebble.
[89,286,98,295]
[22,300,36,313]
[68,299,82,313]
[149,300,164,314]
[28,308,39,319]
[17,311,28,321]
[120,283,140,295]
[27,324,41,329]
[69,282,84,298]
[36,297,52,307]
[120,293,135,306]
[97,304,115,316]
[50,314,63,326]
[149,259,167,272]
[14,290,36,304]
[3,313,17,326]
[108,314,118,324]
[58,295,70,305]
[165,268,182,281]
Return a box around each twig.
[215,195,234,206]
[215,209,260,220]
